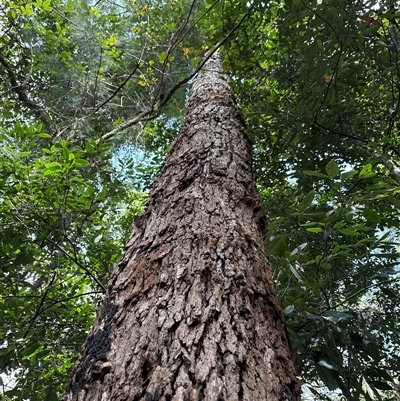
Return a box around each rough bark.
[63,52,301,401]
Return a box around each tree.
[2,0,400,399]
[224,2,400,398]
[63,51,301,401]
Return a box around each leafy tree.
[1,0,400,399]
[223,0,400,399]
[63,50,301,401]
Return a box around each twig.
[0,54,55,135]
[92,46,146,114]
[23,270,57,338]
[330,275,400,310]
[11,201,107,292]
[101,6,253,141]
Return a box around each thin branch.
[93,61,140,114]
[335,371,353,401]
[0,54,55,135]
[92,45,147,114]
[1,294,43,299]
[11,201,107,292]
[92,47,103,109]
[370,148,400,181]
[25,291,102,323]
[39,236,106,292]
[101,6,253,141]
[145,1,199,114]
[313,121,369,143]
[178,0,220,45]
[330,275,400,310]
[313,122,400,182]
[100,107,155,141]
[368,382,384,401]
[24,270,57,338]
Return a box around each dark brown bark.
[63,52,301,401]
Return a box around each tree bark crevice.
[64,51,300,401]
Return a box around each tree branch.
[330,275,400,310]
[370,149,400,181]
[91,46,146,114]
[101,6,253,142]
[0,54,55,135]
[313,121,400,183]
[11,201,107,292]
[23,270,58,338]
[313,121,369,143]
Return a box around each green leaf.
[266,236,287,257]
[381,287,396,298]
[376,267,398,277]
[323,311,353,323]
[0,350,14,370]
[94,234,103,244]
[290,242,307,256]
[316,358,338,371]
[298,189,315,212]
[289,263,304,281]
[314,365,339,391]
[303,313,324,321]
[351,224,374,232]
[44,169,61,176]
[44,385,58,401]
[23,3,33,16]
[73,159,89,168]
[158,52,167,64]
[365,368,394,382]
[363,207,381,223]
[21,341,42,359]
[42,0,52,11]
[322,226,332,241]
[222,60,231,72]
[366,343,382,362]
[338,228,357,236]
[368,381,392,391]
[341,169,357,179]
[44,162,62,170]
[303,170,331,179]
[325,159,339,179]
[37,133,52,139]
[359,163,373,177]
[283,305,295,315]
[306,227,324,233]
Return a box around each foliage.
[264,163,400,400]
[1,0,400,400]
[0,123,145,399]
[223,0,400,399]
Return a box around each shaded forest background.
[0,0,399,399]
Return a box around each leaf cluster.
[0,123,146,400]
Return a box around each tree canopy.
[0,0,399,400]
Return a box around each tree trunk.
[63,52,301,401]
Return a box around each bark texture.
[63,52,301,401]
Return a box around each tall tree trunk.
[63,52,301,401]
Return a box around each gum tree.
[63,51,300,401]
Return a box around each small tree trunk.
[63,52,301,401]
